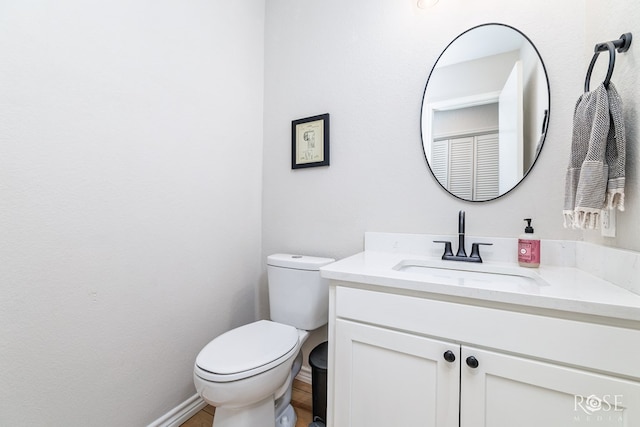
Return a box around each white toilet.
[193,253,335,427]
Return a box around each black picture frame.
[291,113,330,169]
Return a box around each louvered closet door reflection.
[474,133,499,200]
[431,139,449,189]
[433,134,499,201]
[448,136,474,200]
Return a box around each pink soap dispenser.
[518,218,540,267]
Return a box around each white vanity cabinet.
[333,319,460,427]
[327,285,640,427]
[460,346,640,426]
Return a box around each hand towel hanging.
[563,83,610,229]
[604,83,626,210]
[563,82,626,229]
[564,33,630,229]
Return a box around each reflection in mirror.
[421,23,549,202]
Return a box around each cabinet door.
[332,319,459,427]
[461,346,640,427]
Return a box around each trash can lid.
[309,341,328,371]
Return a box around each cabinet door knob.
[466,356,479,369]
[443,350,456,363]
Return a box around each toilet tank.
[267,254,335,331]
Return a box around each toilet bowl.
[193,254,334,427]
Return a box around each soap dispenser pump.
[518,218,540,267]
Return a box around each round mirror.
[421,23,550,202]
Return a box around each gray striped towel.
[563,82,626,229]
[604,83,626,210]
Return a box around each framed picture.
[291,113,330,169]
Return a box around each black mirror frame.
[420,22,551,203]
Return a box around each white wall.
[0,1,265,425]
[263,0,640,366]
[428,51,519,102]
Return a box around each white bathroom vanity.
[321,233,640,427]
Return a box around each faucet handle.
[470,242,493,262]
[433,240,454,258]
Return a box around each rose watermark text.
[574,395,623,415]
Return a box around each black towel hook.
[584,33,632,93]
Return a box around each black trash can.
[308,341,328,426]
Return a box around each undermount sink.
[392,259,550,289]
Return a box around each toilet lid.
[195,320,299,382]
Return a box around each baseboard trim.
[296,365,312,384]
[147,393,207,427]
[150,367,312,426]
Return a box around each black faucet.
[434,210,492,263]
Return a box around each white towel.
[563,82,626,229]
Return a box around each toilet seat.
[194,320,299,382]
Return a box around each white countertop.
[321,250,640,323]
